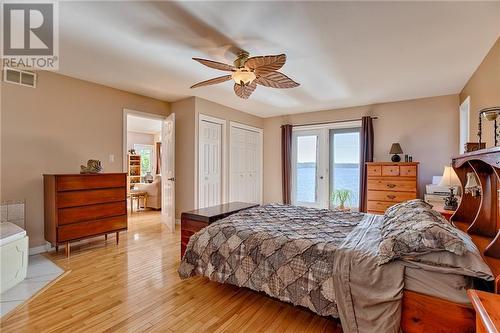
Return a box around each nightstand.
[467,289,500,333]
[432,205,455,221]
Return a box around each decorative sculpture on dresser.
[80,159,103,174]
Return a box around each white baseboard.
[29,242,53,255]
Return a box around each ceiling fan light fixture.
[191,53,299,99]
[231,69,256,85]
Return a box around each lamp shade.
[439,166,461,187]
[465,172,480,189]
[389,143,403,154]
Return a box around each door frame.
[197,114,227,208]
[229,121,264,204]
[123,109,171,222]
[122,108,166,172]
[291,120,362,209]
[459,96,470,154]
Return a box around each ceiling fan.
[190,51,300,99]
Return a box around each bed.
[179,148,500,333]
[179,204,493,332]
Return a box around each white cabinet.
[230,125,262,204]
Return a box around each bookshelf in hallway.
[128,154,141,188]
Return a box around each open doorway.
[123,109,176,232]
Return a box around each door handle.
[168,177,175,181]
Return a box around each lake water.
[296,163,360,208]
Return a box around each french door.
[292,126,361,210]
[329,128,361,210]
[291,129,328,208]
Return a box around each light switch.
[109,154,115,163]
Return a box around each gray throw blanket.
[179,204,404,333]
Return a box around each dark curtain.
[155,142,162,175]
[359,116,374,212]
[281,124,293,204]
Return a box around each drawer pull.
[387,195,396,199]
[387,184,396,188]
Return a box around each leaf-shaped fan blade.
[193,58,235,72]
[234,81,257,99]
[190,75,232,89]
[255,72,300,89]
[245,54,286,75]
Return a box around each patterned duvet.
[179,204,404,333]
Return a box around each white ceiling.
[58,1,500,117]
[127,115,161,134]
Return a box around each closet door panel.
[199,121,222,208]
[230,127,262,204]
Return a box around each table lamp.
[389,143,403,162]
[439,166,461,210]
[464,172,481,197]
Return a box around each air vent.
[3,68,37,88]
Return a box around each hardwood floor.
[1,210,341,332]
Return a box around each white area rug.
[0,254,64,317]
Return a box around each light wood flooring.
[1,210,341,332]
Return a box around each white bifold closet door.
[230,126,262,204]
[199,120,222,208]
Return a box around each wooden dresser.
[44,173,128,257]
[181,202,259,257]
[366,162,419,214]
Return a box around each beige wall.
[1,67,469,246]
[263,94,460,203]
[172,97,196,219]
[460,37,500,148]
[127,132,155,151]
[173,97,264,218]
[1,71,169,247]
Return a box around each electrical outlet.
[109,154,115,163]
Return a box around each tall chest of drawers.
[366,162,419,214]
[44,173,128,256]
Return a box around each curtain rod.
[291,116,378,128]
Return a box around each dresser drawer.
[367,201,396,213]
[57,174,126,191]
[57,188,126,208]
[367,190,417,203]
[58,201,127,225]
[57,215,127,242]
[367,165,382,176]
[368,179,417,192]
[382,165,400,176]
[400,166,417,177]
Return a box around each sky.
[297,132,360,164]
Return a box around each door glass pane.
[330,130,360,210]
[296,135,317,203]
